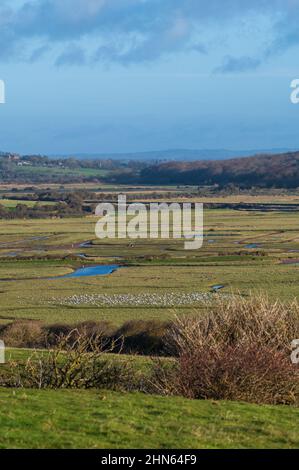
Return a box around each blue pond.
[55,264,119,279]
[245,243,259,249]
[211,285,225,291]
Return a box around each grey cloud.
[215,55,262,73]
[266,14,299,58]
[55,44,86,66]
[0,0,297,68]
[191,43,208,54]
[29,45,50,63]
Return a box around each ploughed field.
[0,209,299,325]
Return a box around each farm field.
[8,164,110,180]
[0,199,55,208]
[0,208,299,325]
[0,388,298,449]
[1,192,299,450]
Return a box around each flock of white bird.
[51,292,216,308]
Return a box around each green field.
[0,388,298,449]
[0,209,299,325]
[1,199,299,449]
[13,164,109,179]
[0,199,55,208]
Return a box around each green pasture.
[14,164,109,179]
[0,388,298,449]
[0,205,299,450]
[0,210,298,325]
[0,199,55,208]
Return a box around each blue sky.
[1,0,299,154]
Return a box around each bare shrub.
[151,295,299,405]
[4,330,138,391]
[76,320,114,338]
[1,319,167,355]
[45,321,114,347]
[154,346,298,404]
[1,320,46,348]
[44,323,74,346]
[166,294,299,355]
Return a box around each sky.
[1,0,299,155]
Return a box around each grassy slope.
[0,388,298,449]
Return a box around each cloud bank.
[0,0,298,70]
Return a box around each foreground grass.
[0,388,298,449]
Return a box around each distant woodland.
[136,152,299,188]
[1,150,299,188]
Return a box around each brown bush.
[1,320,46,348]
[45,321,114,347]
[151,295,299,405]
[1,319,167,355]
[76,320,114,337]
[155,345,298,404]
[44,323,74,346]
[166,294,299,355]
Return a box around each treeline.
[6,189,93,203]
[135,152,299,188]
[0,192,92,219]
[2,149,299,188]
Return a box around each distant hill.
[2,148,299,188]
[51,148,294,162]
[137,151,299,188]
